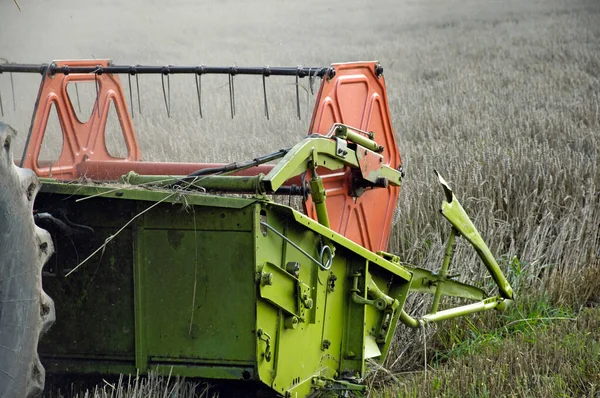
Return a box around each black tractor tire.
[0,121,55,397]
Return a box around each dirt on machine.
[0,60,514,397]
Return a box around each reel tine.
[127,73,134,119]
[296,66,301,121]
[135,65,142,115]
[94,68,100,118]
[263,66,270,120]
[228,75,233,119]
[195,65,203,118]
[74,82,82,113]
[0,82,4,117]
[232,77,236,117]
[0,59,3,116]
[0,70,4,117]
[306,68,311,121]
[161,66,171,118]
[10,72,16,111]
[229,66,237,119]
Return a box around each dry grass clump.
[44,373,212,398]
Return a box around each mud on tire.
[0,122,55,397]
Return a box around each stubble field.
[1,0,599,396]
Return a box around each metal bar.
[122,173,266,194]
[399,310,421,328]
[0,63,331,77]
[438,177,514,300]
[335,125,383,153]
[310,172,330,228]
[430,228,456,314]
[421,296,511,323]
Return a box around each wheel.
[0,121,55,397]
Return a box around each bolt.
[398,165,406,178]
[375,177,389,188]
[286,261,301,277]
[375,298,387,310]
[284,316,299,329]
[303,295,314,309]
[327,67,336,80]
[261,272,273,285]
[322,339,331,350]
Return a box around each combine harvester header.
[0,60,512,397]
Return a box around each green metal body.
[37,179,411,397]
[35,135,513,397]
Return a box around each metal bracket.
[350,272,399,312]
[256,329,272,362]
[335,137,348,158]
[311,376,366,392]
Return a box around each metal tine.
[296,66,301,121]
[228,66,237,119]
[232,74,236,117]
[161,66,171,118]
[0,58,4,116]
[0,84,4,117]
[135,65,142,115]
[228,74,233,119]
[306,68,311,121]
[10,72,16,111]
[74,83,82,113]
[127,73,134,119]
[263,66,270,120]
[195,65,204,118]
[94,68,100,118]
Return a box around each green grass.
[379,304,600,397]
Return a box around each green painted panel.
[141,228,256,364]
[38,193,136,360]
[143,203,254,231]
[40,179,256,209]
